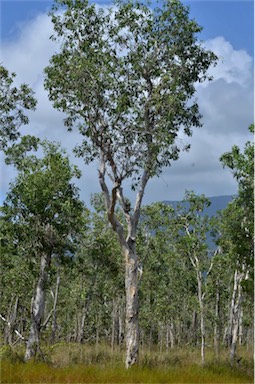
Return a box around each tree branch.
[132,170,149,232]
[0,314,25,341]
[98,151,125,243]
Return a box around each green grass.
[1,343,253,383]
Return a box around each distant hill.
[163,195,233,218]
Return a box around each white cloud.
[0,11,253,206]
[201,37,253,87]
[1,12,57,86]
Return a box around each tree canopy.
[0,65,37,151]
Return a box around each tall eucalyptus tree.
[44,0,217,367]
[219,125,254,365]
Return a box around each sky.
[0,0,254,207]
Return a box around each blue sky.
[1,0,253,55]
[0,0,254,205]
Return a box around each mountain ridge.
[162,195,233,217]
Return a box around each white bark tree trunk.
[124,243,139,368]
[214,279,220,360]
[230,268,244,365]
[4,297,19,345]
[25,253,51,361]
[197,269,205,366]
[98,156,148,368]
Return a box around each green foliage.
[218,125,253,285]
[45,0,217,186]
[1,141,86,345]
[0,65,37,151]
[2,140,85,259]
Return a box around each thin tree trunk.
[228,270,238,349]
[4,297,19,345]
[214,279,220,360]
[238,308,243,346]
[117,303,124,345]
[111,299,116,351]
[51,271,60,343]
[124,244,139,368]
[96,313,100,348]
[230,269,243,365]
[77,293,91,344]
[169,322,175,349]
[197,269,205,366]
[25,253,50,361]
[192,310,198,346]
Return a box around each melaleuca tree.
[220,124,254,271]
[217,125,254,365]
[138,202,197,350]
[173,192,214,365]
[0,212,35,345]
[74,194,125,346]
[0,65,37,151]
[205,248,232,360]
[2,140,85,360]
[44,0,217,367]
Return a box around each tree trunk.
[230,269,243,365]
[192,310,198,346]
[117,302,124,345]
[197,269,205,366]
[25,253,51,361]
[51,271,60,343]
[214,279,220,360]
[111,298,118,351]
[124,243,139,369]
[238,308,243,346]
[77,293,91,344]
[98,160,148,368]
[169,322,175,349]
[4,297,19,345]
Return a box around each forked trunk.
[124,244,139,369]
[25,253,51,361]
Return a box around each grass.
[1,343,253,383]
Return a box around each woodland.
[0,0,254,383]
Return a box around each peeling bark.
[98,150,149,368]
[25,253,51,361]
[229,268,245,365]
[124,244,139,368]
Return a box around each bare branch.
[0,314,25,340]
[98,153,111,210]
[41,309,53,329]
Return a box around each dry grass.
[1,343,253,383]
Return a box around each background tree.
[44,0,217,367]
[217,125,254,365]
[174,192,213,365]
[1,140,85,360]
[0,65,37,151]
